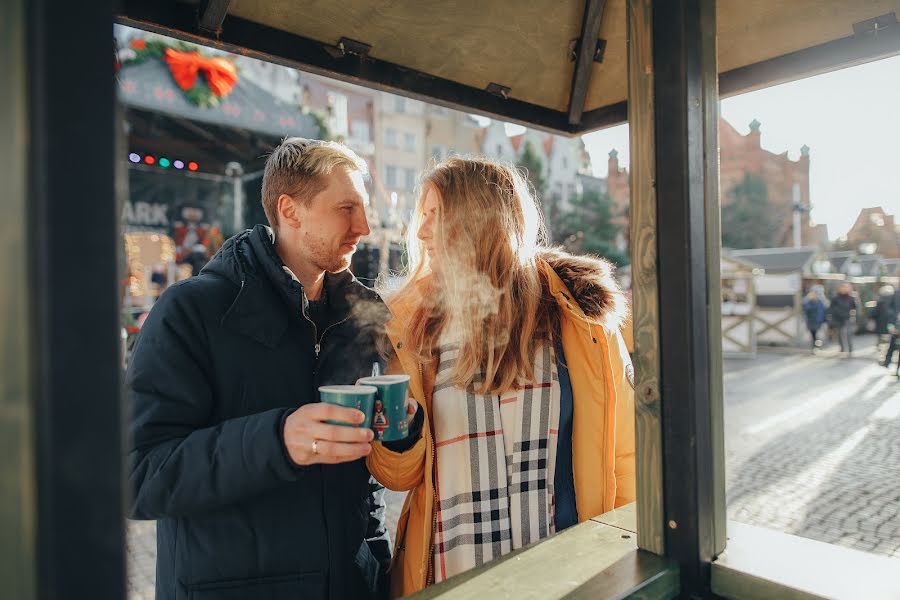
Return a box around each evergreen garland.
[120,38,233,108]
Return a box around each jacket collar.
[221,225,390,347]
[385,251,627,337]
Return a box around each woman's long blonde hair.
[388,156,556,395]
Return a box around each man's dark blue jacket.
[127,225,392,600]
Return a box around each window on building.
[431,145,446,160]
[350,119,371,143]
[326,92,349,138]
[394,96,406,113]
[405,168,416,191]
[496,144,503,156]
[385,166,398,188]
[404,132,416,152]
[430,105,448,117]
[386,128,398,148]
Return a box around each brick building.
[606,117,823,247]
[844,207,900,259]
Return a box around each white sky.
[581,54,900,240]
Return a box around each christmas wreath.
[119,38,238,108]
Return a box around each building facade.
[606,117,820,248]
[374,93,428,223]
[424,105,482,163]
[845,207,900,259]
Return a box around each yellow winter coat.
[366,250,636,598]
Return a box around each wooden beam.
[409,514,679,600]
[720,23,900,98]
[0,0,36,597]
[652,0,722,596]
[576,100,628,133]
[27,0,126,598]
[117,1,578,136]
[625,0,665,558]
[580,18,900,134]
[198,0,232,36]
[702,4,728,558]
[568,0,607,125]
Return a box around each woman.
[367,157,635,597]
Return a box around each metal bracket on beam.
[324,37,372,59]
[197,0,233,36]
[569,38,607,63]
[852,12,897,37]
[486,82,511,99]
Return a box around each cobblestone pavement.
[127,336,900,597]
[725,339,900,559]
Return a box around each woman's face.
[417,187,442,268]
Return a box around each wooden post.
[26,1,126,597]
[626,0,665,557]
[651,0,723,595]
[0,0,37,596]
[631,0,726,594]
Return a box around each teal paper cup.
[318,385,377,427]
[356,375,411,442]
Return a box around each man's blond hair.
[261,137,368,229]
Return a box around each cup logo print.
[356,374,410,442]
[372,399,389,440]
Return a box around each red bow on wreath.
[164,48,237,97]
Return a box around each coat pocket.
[187,572,325,600]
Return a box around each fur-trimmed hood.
[538,247,629,331]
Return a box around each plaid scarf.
[430,342,560,583]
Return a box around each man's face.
[294,166,370,273]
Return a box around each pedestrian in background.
[802,289,826,351]
[875,285,897,343]
[828,282,858,355]
[881,315,900,378]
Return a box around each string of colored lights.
[128,152,198,171]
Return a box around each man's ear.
[277,194,301,229]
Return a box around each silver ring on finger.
[311,439,319,455]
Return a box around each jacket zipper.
[300,297,349,361]
[315,317,350,359]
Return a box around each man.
[127,138,392,600]
[828,282,858,355]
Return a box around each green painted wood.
[0,0,36,597]
[408,519,670,600]
[700,2,728,558]
[591,501,637,533]
[712,521,900,600]
[567,551,679,599]
[626,0,665,557]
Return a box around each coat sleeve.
[366,430,427,492]
[365,476,392,575]
[126,284,303,520]
[608,328,636,507]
